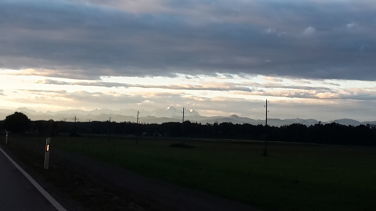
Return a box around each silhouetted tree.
[15,117,376,146]
[4,112,31,133]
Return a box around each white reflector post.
[44,137,51,170]
[5,130,8,145]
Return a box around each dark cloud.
[339,93,376,101]
[21,89,67,95]
[38,79,129,88]
[39,78,254,91]
[39,78,341,94]
[1,0,376,80]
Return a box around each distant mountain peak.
[166,106,177,111]
[332,119,361,126]
[0,108,374,127]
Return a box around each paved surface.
[0,151,55,211]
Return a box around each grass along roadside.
[54,136,376,211]
[3,135,376,211]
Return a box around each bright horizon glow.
[0,68,375,121]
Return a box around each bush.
[4,112,31,133]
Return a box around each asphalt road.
[0,151,56,211]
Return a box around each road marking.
[0,147,67,211]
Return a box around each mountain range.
[0,108,375,127]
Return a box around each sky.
[0,0,375,121]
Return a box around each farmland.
[3,135,376,211]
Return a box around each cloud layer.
[1,70,375,121]
[1,0,376,79]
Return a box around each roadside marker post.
[5,130,8,145]
[44,137,51,170]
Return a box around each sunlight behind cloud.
[1,69,375,121]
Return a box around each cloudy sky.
[0,0,375,121]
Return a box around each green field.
[5,136,376,210]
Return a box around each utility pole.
[73,116,78,136]
[263,99,269,157]
[136,110,140,144]
[265,99,268,127]
[182,107,185,123]
[108,117,112,140]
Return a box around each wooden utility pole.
[107,117,112,141]
[73,116,78,136]
[136,111,140,145]
[265,99,268,127]
[182,107,185,123]
[263,99,269,157]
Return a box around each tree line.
[1,112,376,145]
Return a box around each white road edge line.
[0,147,67,211]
